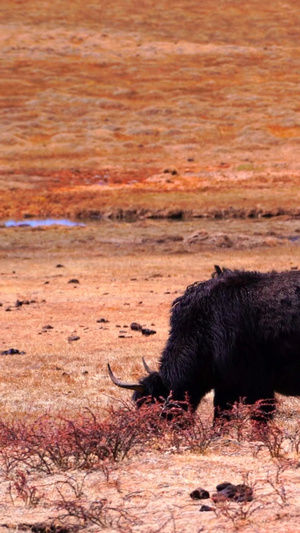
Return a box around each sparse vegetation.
[0,402,300,530]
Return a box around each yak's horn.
[107,364,145,393]
[142,357,153,374]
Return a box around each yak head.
[108,359,169,407]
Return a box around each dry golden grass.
[1,227,300,532]
[0,0,300,219]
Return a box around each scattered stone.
[15,299,31,307]
[68,279,80,284]
[199,505,214,512]
[130,322,142,331]
[216,482,232,492]
[190,488,210,500]
[1,348,25,355]
[130,323,156,335]
[68,335,80,342]
[163,168,178,175]
[233,484,254,503]
[213,482,253,503]
[42,324,53,330]
[97,318,109,323]
[56,264,65,268]
[141,328,156,336]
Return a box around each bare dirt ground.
[1,0,300,531]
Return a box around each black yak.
[108,267,300,421]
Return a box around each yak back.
[173,268,300,338]
[160,269,300,398]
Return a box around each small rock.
[216,482,232,492]
[234,484,253,503]
[141,328,156,336]
[15,299,30,307]
[56,264,65,268]
[97,318,109,323]
[42,324,53,330]
[200,505,214,512]
[1,348,25,355]
[214,482,253,503]
[130,322,142,331]
[190,488,210,500]
[68,279,80,284]
[68,335,80,342]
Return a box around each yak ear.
[212,265,222,277]
[107,364,145,393]
[142,357,153,374]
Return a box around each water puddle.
[4,219,85,228]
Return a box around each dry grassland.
[1,0,300,530]
[1,233,300,532]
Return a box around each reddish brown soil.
[0,0,300,220]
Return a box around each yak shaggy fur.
[133,268,300,421]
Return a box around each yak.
[108,267,300,422]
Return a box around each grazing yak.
[108,267,300,422]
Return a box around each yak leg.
[213,387,240,423]
[213,387,276,424]
[245,393,276,423]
